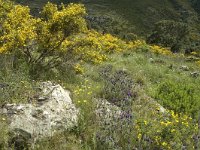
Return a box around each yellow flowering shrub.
[0,1,132,75]
[74,63,84,74]
[150,45,172,55]
[0,5,38,53]
[128,40,146,49]
[190,51,198,56]
[0,1,88,76]
[61,30,130,64]
[128,40,173,56]
[0,0,13,24]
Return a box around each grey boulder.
[1,81,79,149]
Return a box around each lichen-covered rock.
[95,98,122,124]
[0,81,79,148]
[180,65,189,71]
[190,71,200,78]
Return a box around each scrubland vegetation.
[0,0,200,149]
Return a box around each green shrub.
[147,20,200,54]
[154,80,200,119]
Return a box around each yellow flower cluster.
[190,51,198,56]
[128,40,173,56]
[41,2,58,19]
[196,60,200,67]
[128,40,146,49]
[0,2,87,57]
[61,30,129,64]
[0,0,13,22]
[150,45,172,55]
[73,79,93,105]
[134,110,198,149]
[74,63,84,74]
[0,5,37,53]
[100,33,127,53]
[50,3,87,32]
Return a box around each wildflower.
[171,129,176,132]
[166,121,172,126]
[144,120,147,125]
[191,51,197,55]
[156,107,160,111]
[138,133,142,140]
[182,122,189,127]
[162,142,167,146]
[160,121,165,126]
[74,64,84,74]
[87,92,92,95]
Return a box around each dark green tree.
[147,20,190,52]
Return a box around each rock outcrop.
[0,81,79,149]
[95,98,123,124]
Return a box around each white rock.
[1,81,79,146]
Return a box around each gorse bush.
[0,1,87,77]
[61,30,131,64]
[128,40,173,55]
[149,45,172,56]
[0,0,13,24]
[155,80,200,119]
[0,0,139,78]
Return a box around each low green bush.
[155,80,200,119]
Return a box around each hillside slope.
[16,0,200,36]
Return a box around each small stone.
[149,58,154,63]
[180,65,189,71]
[0,83,9,88]
[190,72,199,78]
